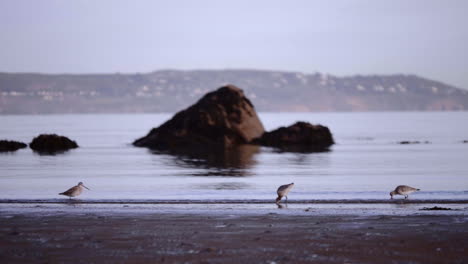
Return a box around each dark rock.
[398,140,430,144]
[252,121,334,152]
[0,140,27,152]
[29,134,78,153]
[200,247,217,253]
[399,141,412,144]
[462,140,468,144]
[8,230,21,236]
[133,85,265,149]
[420,206,453,211]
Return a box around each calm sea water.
[0,112,467,201]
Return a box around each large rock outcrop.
[29,134,79,153]
[133,85,265,149]
[253,121,334,152]
[0,140,27,152]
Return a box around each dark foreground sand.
[1,209,467,264]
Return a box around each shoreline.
[1,201,467,218]
[1,198,468,204]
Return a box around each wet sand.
[1,205,467,263]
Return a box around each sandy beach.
[1,203,467,263]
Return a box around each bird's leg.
[275,196,282,204]
[285,196,288,204]
[405,195,408,199]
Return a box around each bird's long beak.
[83,185,90,190]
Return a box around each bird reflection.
[276,203,287,209]
[63,199,82,208]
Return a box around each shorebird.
[59,182,90,199]
[390,185,420,199]
[276,183,294,204]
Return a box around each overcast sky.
[1,0,467,89]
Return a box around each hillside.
[1,70,467,114]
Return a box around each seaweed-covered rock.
[253,121,334,152]
[133,85,265,149]
[0,140,28,152]
[29,134,78,153]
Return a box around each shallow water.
[1,202,468,218]
[1,112,467,201]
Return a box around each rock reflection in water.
[287,152,331,167]
[151,144,260,177]
[32,150,71,156]
[269,145,332,154]
[196,182,250,191]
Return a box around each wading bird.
[276,183,294,204]
[390,185,420,199]
[59,182,90,199]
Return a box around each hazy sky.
[1,0,467,89]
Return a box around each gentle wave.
[1,199,468,204]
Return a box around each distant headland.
[1,69,467,114]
